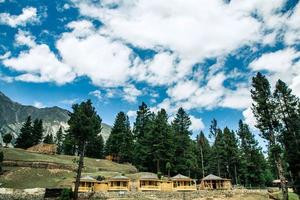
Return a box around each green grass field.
[0,148,138,188]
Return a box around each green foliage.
[15,116,34,149]
[55,127,64,154]
[67,99,102,200]
[172,107,197,176]
[196,131,211,178]
[32,119,43,145]
[251,72,288,199]
[43,134,54,144]
[59,188,73,200]
[274,79,300,195]
[133,102,154,171]
[237,120,267,187]
[149,109,174,173]
[85,134,104,159]
[105,112,133,163]
[3,133,12,147]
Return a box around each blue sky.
[0,0,300,143]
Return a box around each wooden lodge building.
[199,174,232,190]
[74,173,231,193]
[171,174,197,191]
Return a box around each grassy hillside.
[0,148,137,188]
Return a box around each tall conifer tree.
[15,116,33,149]
[274,79,300,194]
[251,72,288,200]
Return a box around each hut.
[94,181,109,192]
[199,174,232,190]
[171,174,197,191]
[72,176,99,192]
[108,175,130,191]
[139,174,161,191]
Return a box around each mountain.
[0,91,111,144]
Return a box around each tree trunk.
[168,169,170,178]
[73,141,86,200]
[234,164,238,185]
[200,145,205,178]
[274,154,288,200]
[156,159,160,173]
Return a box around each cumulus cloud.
[189,115,205,132]
[89,90,102,100]
[123,85,142,103]
[249,48,300,96]
[0,7,38,27]
[3,44,75,84]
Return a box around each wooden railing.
[174,186,197,190]
[140,185,160,190]
[108,186,129,191]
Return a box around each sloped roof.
[171,174,192,180]
[202,174,230,181]
[110,175,129,180]
[79,176,97,182]
[140,173,159,180]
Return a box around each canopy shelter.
[199,174,232,190]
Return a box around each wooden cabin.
[139,174,161,191]
[171,174,197,191]
[108,175,130,191]
[94,181,109,192]
[73,176,99,192]
[199,174,232,190]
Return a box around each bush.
[59,188,73,200]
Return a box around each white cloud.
[0,7,38,27]
[60,98,79,105]
[123,85,142,103]
[75,0,286,64]
[3,44,75,84]
[33,101,45,108]
[167,80,199,101]
[249,48,300,72]
[15,30,36,47]
[242,107,257,130]
[89,90,102,99]
[249,48,300,97]
[189,115,205,132]
[56,22,134,87]
[127,110,137,118]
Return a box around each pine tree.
[251,72,288,199]
[237,120,267,186]
[209,119,222,177]
[55,127,64,154]
[43,134,54,144]
[68,100,102,200]
[15,116,33,149]
[172,107,197,176]
[119,115,134,163]
[223,127,239,184]
[274,80,300,194]
[105,112,133,163]
[32,119,43,145]
[85,134,104,159]
[196,131,211,178]
[62,132,76,155]
[150,109,174,173]
[133,102,153,171]
[3,133,12,147]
